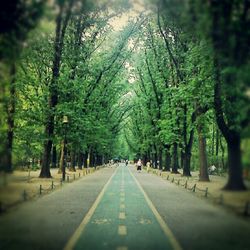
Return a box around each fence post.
[219,194,224,205]
[39,185,42,195]
[185,180,187,189]
[177,180,180,185]
[167,175,169,180]
[74,174,75,180]
[67,176,69,182]
[244,201,249,216]
[23,190,27,201]
[205,187,208,198]
[79,172,80,178]
[193,184,196,192]
[172,177,174,183]
[51,181,54,190]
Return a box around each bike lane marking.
[64,165,182,250]
[64,167,119,250]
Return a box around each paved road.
[0,165,250,250]
[65,164,180,250]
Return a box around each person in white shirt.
[137,159,142,172]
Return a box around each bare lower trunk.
[69,149,76,171]
[78,152,83,169]
[182,153,191,176]
[52,145,57,168]
[164,146,171,171]
[40,118,53,178]
[159,148,163,170]
[172,142,179,173]
[84,152,88,168]
[198,126,210,182]
[223,135,246,190]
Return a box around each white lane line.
[127,167,182,250]
[118,225,127,235]
[120,204,125,209]
[116,246,128,250]
[119,212,126,219]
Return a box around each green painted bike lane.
[65,165,181,250]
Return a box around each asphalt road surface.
[0,165,250,250]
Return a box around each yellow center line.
[127,167,182,250]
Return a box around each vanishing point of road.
[0,164,250,250]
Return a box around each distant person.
[137,159,142,172]
[125,159,128,166]
[208,165,216,175]
[146,161,150,173]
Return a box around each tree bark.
[164,145,171,171]
[224,135,246,190]
[40,1,73,178]
[83,151,88,168]
[52,145,57,168]
[158,147,163,170]
[198,125,210,182]
[69,149,76,171]
[172,142,179,173]
[78,152,83,169]
[214,62,246,190]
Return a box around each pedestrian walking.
[146,161,150,173]
[137,159,142,172]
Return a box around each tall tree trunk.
[39,1,73,178]
[83,151,88,168]
[69,149,76,171]
[172,142,179,173]
[216,128,219,156]
[183,130,194,177]
[164,146,171,171]
[224,135,245,190]
[52,145,57,168]
[180,150,185,170]
[198,125,210,182]
[158,148,163,170]
[78,152,83,169]
[182,152,191,176]
[214,61,246,190]
[211,123,215,155]
[219,135,225,169]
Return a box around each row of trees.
[121,0,250,190]
[0,0,137,177]
[0,0,249,191]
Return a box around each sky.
[109,0,146,31]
